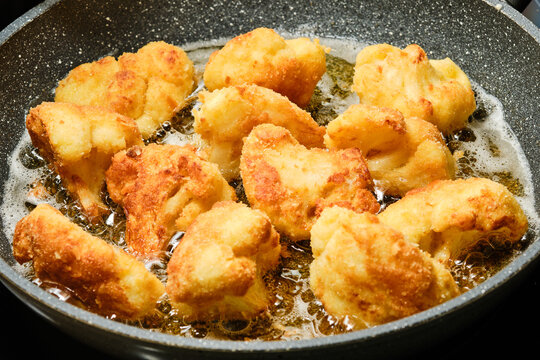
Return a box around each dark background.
[1,1,42,29]
[1,1,539,359]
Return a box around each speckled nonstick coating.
[0,0,538,359]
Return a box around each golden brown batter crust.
[105,143,236,257]
[26,102,143,221]
[203,28,327,108]
[378,178,529,263]
[310,207,459,328]
[55,41,195,138]
[240,123,379,241]
[324,104,456,196]
[13,204,165,320]
[193,84,325,180]
[166,201,281,321]
[352,44,476,134]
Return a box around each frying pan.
[0,0,539,359]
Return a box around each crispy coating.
[166,201,281,321]
[55,41,195,138]
[193,84,325,180]
[203,28,327,108]
[240,124,379,241]
[352,44,476,134]
[105,143,236,257]
[324,104,456,196]
[26,102,143,220]
[310,207,459,328]
[378,178,528,263]
[12,204,165,320]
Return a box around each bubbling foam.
[1,133,53,240]
[454,81,538,228]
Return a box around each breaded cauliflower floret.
[378,178,529,263]
[310,207,459,328]
[324,104,456,196]
[352,44,476,134]
[240,124,379,241]
[166,201,281,321]
[55,41,195,138]
[105,143,236,257]
[203,27,327,108]
[26,102,143,221]
[12,204,165,320]
[193,84,325,180]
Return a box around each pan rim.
[0,0,539,354]
[2,236,539,353]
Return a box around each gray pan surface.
[0,0,539,359]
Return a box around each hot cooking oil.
[1,37,537,341]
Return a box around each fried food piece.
[55,41,195,138]
[203,27,327,108]
[240,124,379,241]
[12,204,165,320]
[105,143,236,257]
[324,104,456,196]
[310,207,459,328]
[166,201,281,321]
[352,44,476,134]
[378,178,529,263]
[193,84,325,180]
[26,102,143,221]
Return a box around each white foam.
[182,38,227,74]
[458,81,539,228]
[319,37,370,64]
[0,133,55,241]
